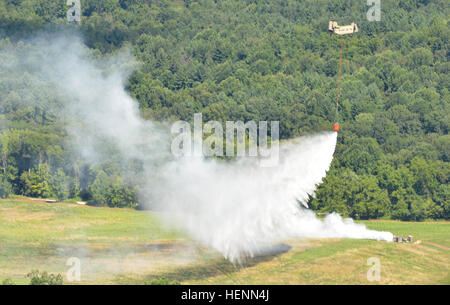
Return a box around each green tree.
[106,176,138,208]
[51,169,69,201]
[340,138,385,174]
[424,199,443,219]
[20,165,52,198]
[0,173,12,198]
[89,170,110,206]
[351,175,390,219]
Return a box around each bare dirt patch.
[398,245,428,256]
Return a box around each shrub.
[27,270,63,285]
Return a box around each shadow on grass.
[143,243,291,283]
[53,241,191,257]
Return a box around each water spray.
[0,34,393,264]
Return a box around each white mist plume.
[0,33,392,263]
[155,132,393,262]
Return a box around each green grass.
[0,199,449,284]
[361,220,450,244]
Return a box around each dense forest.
[0,0,448,220]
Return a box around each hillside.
[0,0,448,219]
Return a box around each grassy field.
[0,199,449,284]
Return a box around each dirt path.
[398,245,428,256]
[423,241,450,251]
[414,244,439,253]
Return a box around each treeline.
[0,0,448,219]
